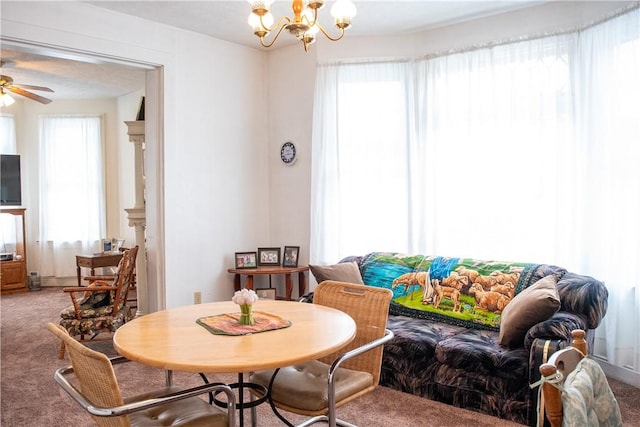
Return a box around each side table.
[227,265,309,301]
[76,252,123,286]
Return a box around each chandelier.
[248,0,357,52]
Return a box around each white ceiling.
[0,1,546,102]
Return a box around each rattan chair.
[250,280,394,427]
[48,323,236,427]
[58,246,138,359]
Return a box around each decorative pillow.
[499,274,560,348]
[359,252,552,331]
[309,261,364,285]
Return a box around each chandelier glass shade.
[248,0,357,52]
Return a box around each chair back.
[110,246,138,317]
[313,281,392,385]
[538,330,587,427]
[47,323,129,427]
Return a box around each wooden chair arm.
[63,285,118,293]
[83,275,116,282]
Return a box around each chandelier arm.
[315,22,346,42]
[259,23,290,48]
[259,14,291,32]
[301,7,319,28]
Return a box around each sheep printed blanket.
[359,252,558,330]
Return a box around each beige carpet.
[2,287,639,426]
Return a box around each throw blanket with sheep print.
[359,252,564,331]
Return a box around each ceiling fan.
[0,73,54,105]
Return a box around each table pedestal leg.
[298,271,306,299]
[234,274,254,292]
[285,274,293,301]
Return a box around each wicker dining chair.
[58,246,138,359]
[250,280,394,427]
[48,323,236,427]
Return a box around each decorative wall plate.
[280,141,297,165]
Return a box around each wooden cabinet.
[1,208,27,294]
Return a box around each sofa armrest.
[523,311,588,350]
[556,272,608,329]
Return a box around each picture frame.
[258,247,281,266]
[235,252,258,269]
[102,239,112,252]
[114,239,126,250]
[255,288,277,300]
[282,246,300,268]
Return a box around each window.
[311,7,640,373]
[39,115,106,276]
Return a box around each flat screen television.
[1,154,22,206]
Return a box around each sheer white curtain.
[311,7,640,374]
[0,114,17,153]
[571,8,640,373]
[310,61,417,264]
[39,115,106,277]
[417,35,574,262]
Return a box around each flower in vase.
[232,288,259,325]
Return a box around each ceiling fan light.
[0,90,15,107]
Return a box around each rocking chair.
[57,246,138,359]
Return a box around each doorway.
[0,38,164,314]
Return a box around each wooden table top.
[113,300,356,373]
[227,265,309,275]
[76,251,123,261]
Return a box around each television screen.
[1,154,22,206]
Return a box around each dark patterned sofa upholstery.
[338,252,609,426]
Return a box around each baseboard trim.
[594,357,640,388]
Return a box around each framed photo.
[102,239,112,252]
[283,246,300,268]
[255,288,277,300]
[235,252,257,269]
[114,239,126,250]
[258,247,281,266]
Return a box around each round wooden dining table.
[113,299,356,426]
[113,299,356,373]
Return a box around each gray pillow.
[499,274,561,348]
[309,261,364,285]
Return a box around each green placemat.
[196,311,291,336]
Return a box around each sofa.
[308,252,609,426]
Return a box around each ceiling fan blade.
[14,83,54,93]
[8,86,52,104]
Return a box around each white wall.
[1,1,269,308]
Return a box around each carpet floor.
[2,287,639,426]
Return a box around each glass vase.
[239,304,255,325]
